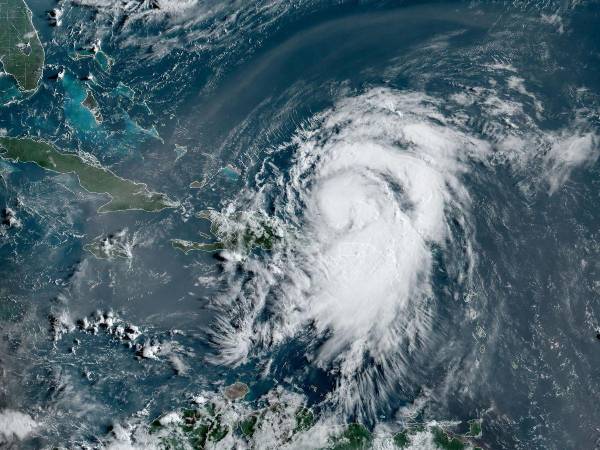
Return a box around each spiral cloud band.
[213,89,493,417]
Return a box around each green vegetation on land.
[328,423,372,450]
[149,396,322,449]
[171,210,281,256]
[82,90,103,123]
[392,420,484,449]
[294,407,314,433]
[467,419,482,438]
[196,209,278,252]
[0,0,44,91]
[392,425,426,449]
[431,426,466,450]
[152,406,230,449]
[239,414,258,437]
[171,238,223,254]
[145,391,484,450]
[393,430,411,448]
[0,136,177,213]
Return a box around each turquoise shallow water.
[0,1,599,449]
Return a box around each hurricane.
[1,0,600,449]
[210,90,487,418]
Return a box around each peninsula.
[0,0,45,91]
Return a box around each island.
[223,382,249,401]
[393,421,484,450]
[81,90,103,123]
[189,180,204,189]
[143,392,486,450]
[0,0,45,91]
[171,238,224,254]
[171,210,280,256]
[0,136,178,213]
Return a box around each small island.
[223,382,249,401]
[0,0,45,91]
[171,238,224,254]
[81,90,103,123]
[0,136,177,213]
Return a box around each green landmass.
[294,407,314,433]
[328,423,372,450]
[82,90,103,123]
[172,210,281,256]
[239,414,258,437]
[143,390,484,450]
[467,419,482,438]
[171,238,224,254]
[147,393,319,449]
[392,421,483,449]
[151,405,231,449]
[393,430,411,448]
[392,424,426,449]
[0,136,177,213]
[197,209,278,251]
[431,426,466,450]
[0,0,44,91]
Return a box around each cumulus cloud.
[544,132,598,193]
[0,409,39,443]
